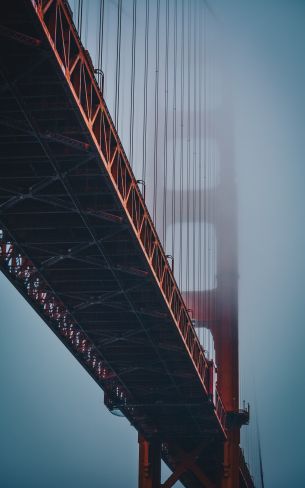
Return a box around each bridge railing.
[27,0,227,435]
[0,227,146,423]
[215,388,227,429]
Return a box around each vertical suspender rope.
[153,0,160,225]
[115,0,122,129]
[203,4,207,333]
[186,0,191,296]
[258,425,265,488]
[80,0,83,39]
[212,24,216,347]
[171,0,178,267]
[77,0,79,33]
[84,1,89,47]
[213,48,217,322]
[163,0,169,247]
[193,0,197,309]
[142,0,150,182]
[209,15,212,339]
[102,0,109,100]
[77,0,83,38]
[97,0,105,88]
[179,0,185,290]
[254,384,265,488]
[198,0,203,342]
[207,41,211,350]
[210,29,214,322]
[129,0,137,166]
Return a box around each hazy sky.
[214,0,305,486]
[1,1,305,487]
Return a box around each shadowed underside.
[0,1,253,487]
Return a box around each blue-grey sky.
[1,0,305,487]
[1,275,138,487]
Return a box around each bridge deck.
[0,1,255,487]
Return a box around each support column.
[138,435,161,488]
[222,428,240,488]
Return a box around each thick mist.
[214,0,305,486]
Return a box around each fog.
[215,0,305,486]
[1,0,305,486]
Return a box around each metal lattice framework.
[0,1,255,487]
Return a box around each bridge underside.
[0,2,255,487]
[0,2,228,487]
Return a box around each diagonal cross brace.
[162,442,215,488]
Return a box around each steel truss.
[0,1,255,487]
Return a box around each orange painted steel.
[138,436,161,488]
[0,1,257,487]
[31,0,223,428]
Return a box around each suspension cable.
[203,3,207,326]
[162,0,169,246]
[192,0,197,305]
[186,0,191,295]
[115,0,122,128]
[129,0,137,166]
[171,0,178,263]
[97,0,105,88]
[77,0,83,38]
[153,0,160,224]
[179,0,185,290]
[142,0,150,182]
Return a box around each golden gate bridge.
[0,1,264,486]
